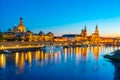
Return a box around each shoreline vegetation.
[104,50,120,80]
[104,50,120,62]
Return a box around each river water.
[0,46,118,80]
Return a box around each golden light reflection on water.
[19,53,25,69]
[35,50,40,61]
[81,48,88,58]
[0,46,116,69]
[64,48,67,62]
[92,47,99,61]
[27,51,32,64]
[75,47,81,61]
[0,54,6,68]
[15,52,19,67]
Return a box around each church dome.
[46,32,54,36]
[12,25,18,32]
[39,31,45,36]
[17,18,26,32]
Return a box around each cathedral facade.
[91,25,101,44]
[75,26,88,41]
[2,18,101,43]
[2,18,54,41]
[75,25,100,43]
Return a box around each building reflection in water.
[0,46,106,70]
[19,53,25,70]
[15,52,19,67]
[0,46,117,80]
[35,50,40,61]
[92,47,100,61]
[75,47,81,64]
[62,47,89,62]
[0,54,6,68]
[81,47,88,60]
[64,48,67,62]
[27,51,32,65]
[0,46,102,69]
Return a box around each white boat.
[4,50,11,54]
[42,46,63,54]
[42,46,55,50]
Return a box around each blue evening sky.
[0,0,120,37]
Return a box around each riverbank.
[104,50,120,62]
[104,50,120,80]
[0,46,42,54]
[0,41,104,54]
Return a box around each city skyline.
[1,0,120,37]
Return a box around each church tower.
[91,25,100,44]
[95,25,99,35]
[17,18,26,32]
[84,25,87,37]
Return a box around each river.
[0,46,119,80]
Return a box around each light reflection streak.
[92,47,100,61]
[19,53,24,69]
[0,46,113,70]
[0,54,6,68]
[15,52,19,67]
[27,51,32,64]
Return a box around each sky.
[0,0,120,37]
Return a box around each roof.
[33,33,39,36]
[62,34,79,37]
[54,36,63,39]
[4,32,15,35]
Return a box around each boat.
[41,46,63,54]
[42,46,55,50]
[4,50,11,54]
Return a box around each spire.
[18,17,26,32]
[8,28,11,32]
[20,17,23,24]
[82,29,83,31]
[20,17,22,20]
[95,25,99,34]
[84,24,87,31]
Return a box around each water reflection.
[0,54,6,68]
[0,46,118,80]
[0,47,107,69]
[92,47,100,61]
[15,52,19,67]
[81,48,88,59]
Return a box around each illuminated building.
[91,25,100,44]
[17,18,26,32]
[2,18,54,42]
[75,26,87,41]
[81,26,87,41]
[54,37,66,42]
[12,25,18,33]
[61,26,88,41]
[28,31,54,42]
[45,32,54,41]
[62,34,76,41]
[1,18,116,44]
[101,37,113,43]
[2,29,16,41]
